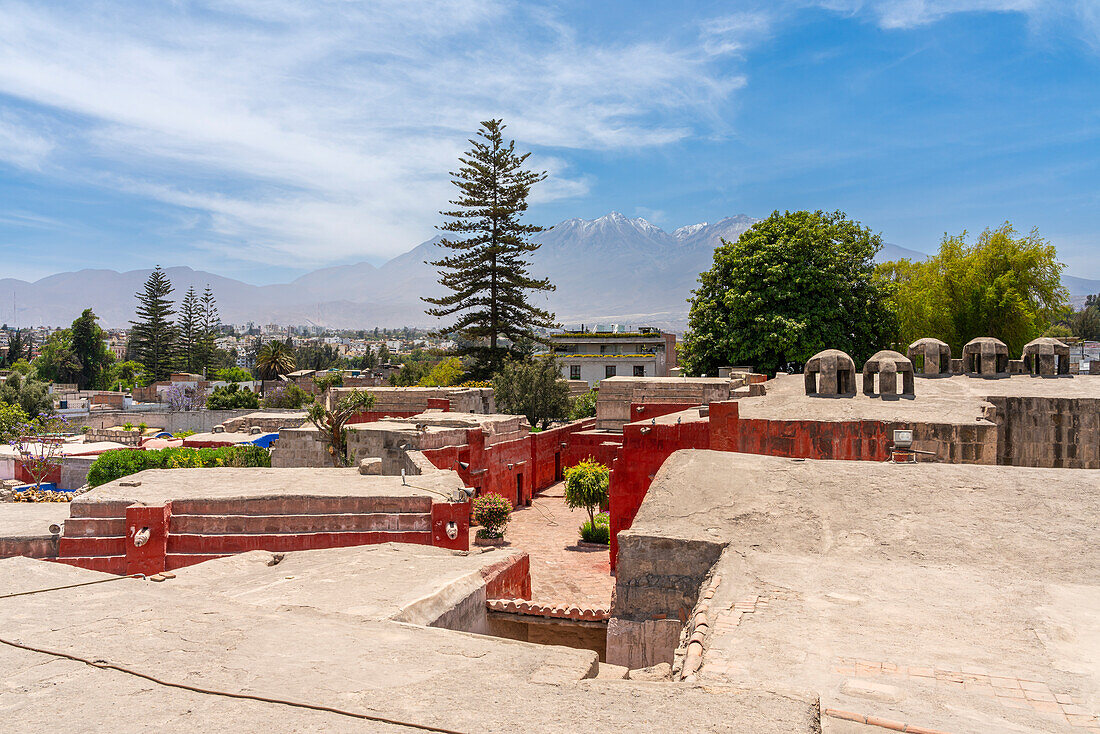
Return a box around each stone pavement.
[473,481,614,608]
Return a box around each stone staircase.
[56,495,437,574]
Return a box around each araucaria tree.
[424,119,556,376]
[129,266,178,381]
[177,287,201,373]
[681,210,897,377]
[198,286,220,374]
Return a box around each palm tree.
[254,340,295,380]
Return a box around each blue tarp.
[248,433,280,448]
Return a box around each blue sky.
[1,0,1098,283]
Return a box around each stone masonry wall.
[596,377,739,431]
[989,396,1100,468]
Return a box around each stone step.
[62,517,127,537]
[166,530,432,554]
[68,500,132,519]
[171,496,432,516]
[59,535,126,558]
[170,512,431,535]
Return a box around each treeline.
[680,211,1085,376]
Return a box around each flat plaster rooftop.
[736,372,1100,424]
[624,450,1100,733]
[0,502,68,540]
[0,552,817,732]
[74,466,463,507]
[168,543,524,625]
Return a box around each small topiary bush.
[86,445,272,487]
[564,458,610,541]
[579,512,610,545]
[472,492,512,539]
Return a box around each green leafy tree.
[108,360,150,391]
[312,371,344,393]
[569,388,598,420]
[682,210,897,377]
[0,401,29,443]
[214,366,253,383]
[206,383,260,410]
[177,287,201,373]
[417,357,465,387]
[1070,307,1100,341]
[877,223,1068,355]
[307,390,376,467]
[563,459,610,528]
[8,358,33,376]
[491,357,570,429]
[129,266,178,380]
[70,308,114,389]
[296,343,341,370]
[254,340,295,380]
[423,119,556,377]
[33,330,81,385]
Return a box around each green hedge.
[580,512,610,545]
[87,445,271,488]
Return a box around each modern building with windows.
[546,326,677,386]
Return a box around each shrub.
[564,459,610,530]
[472,492,512,539]
[207,383,260,410]
[579,512,610,545]
[122,422,135,430]
[86,444,271,487]
[569,389,598,420]
[263,383,310,409]
[138,422,148,433]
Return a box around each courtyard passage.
[472,481,613,608]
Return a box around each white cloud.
[702,11,774,56]
[0,0,740,267]
[0,110,54,170]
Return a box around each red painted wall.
[420,419,608,509]
[14,462,63,486]
[608,415,710,568]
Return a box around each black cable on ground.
[0,635,467,734]
[0,574,146,600]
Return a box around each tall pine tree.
[198,285,220,375]
[177,287,200,373]
[129,266,178,381]
[423,119,556,376]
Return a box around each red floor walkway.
[470,482,614,608]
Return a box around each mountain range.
[1,213,1095,330]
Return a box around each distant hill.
[1,214,1095,329]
